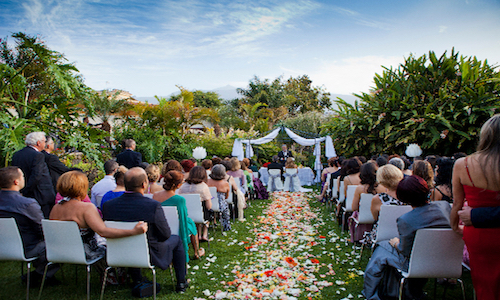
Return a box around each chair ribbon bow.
[270,174,281,191]
[283,172,299,192]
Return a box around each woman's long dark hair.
[360,162,378,194]
[434,157,455,190]
[185,166,208,184]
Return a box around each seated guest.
[159,159,183,185]
[180,159,195,180]
[241,159,254,197]
[370,164,404,221]
[349,162,382,243]
[412,160,434,190]
[0,167,59,285]
[362,175,451,300]
[49,171,147,278]
[178,166,212,241]
[102,168,188,292]
[100,166,128,208]
[91,160,118,207]
[220,160,246,220]
[430,157,454,202]
[145,164,163,194]
[207,165,231,231]
[201,159,213,176]
[153,171,204,260]
[342,157,362,198]
[227,157,246,194]
[267,155,283,176]
[220,160,239,193]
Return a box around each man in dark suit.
[0,166,59,284]
[102,167,188,292]
[267,155,283,176]
[116,139,142,169]
[278,144,293,166]
[11,132,55,218]
[42,137,71,191]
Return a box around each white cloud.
[308,55,405,95]
[439,25,448,33]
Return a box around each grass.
[0,190,475,299]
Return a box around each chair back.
[406,228,464,278]
[96,195,103,208]
[208,186,220,212]
[0,218,29,261]
[161,207,179,235]
[358,194,376,224]
[42,220,88,264]
[339,181,345,202]
[226,188,233,204]
[344,185,357,212]
[332,178,338,198]
[375,205,412,242]
[104,221,153,268]
[285,168,298,175]
[234,178,243,193]
[325,174,331,193]
[182,194,205,223]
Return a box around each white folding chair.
[341,185,357,232]
[351,193,376,257]
[183,194,210,250]
[283,169,301,192]
[338,181,345,203]
[162,207,179,236]
[0,218,39,300]
[96,195,103,208]
[397,228,466,300]
[40,220,104,300]
[208,187,222,232]
[267,169,283,192]
[100,221,157,300]
[324,173,332,208]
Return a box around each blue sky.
[1,0,499,98]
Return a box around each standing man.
[90,160,118,207]
[278,144,293,166]
[102,167,188,294]
[11,132,55,218]
[0,167,59,284]
[42,136,71,191]
[116,139,142,169]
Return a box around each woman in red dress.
[451,114,500,300]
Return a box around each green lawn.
[0,191,474,299]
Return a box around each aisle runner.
[210,191,333,299]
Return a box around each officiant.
[278,144,293,166]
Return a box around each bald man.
[101,167,188,294]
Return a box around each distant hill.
[135,87,360,108]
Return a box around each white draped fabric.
[231,127,337,183]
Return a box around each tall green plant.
[322,49,500,156]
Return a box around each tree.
[0,32,107,166]
[322,49,500,157]
[237,75,331,115]
[169,90,223,108]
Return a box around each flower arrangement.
[192,146,207,160]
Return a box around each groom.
[278,144,293,166]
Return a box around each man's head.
[272,155,279,163]
[123,139,136,150]
[104,160,119,175]
[25,132,46,151]
[0,166,25,191]
[45,136,55,153]
[281,144,287,152]
[124,167,148,193]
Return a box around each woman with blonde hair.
[451,114,500,299]
[370,164,404,221]
[226,157,246,194]
[145,164,163,194]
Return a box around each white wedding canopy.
[231,127,337,183]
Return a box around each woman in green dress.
[153,170,204,260]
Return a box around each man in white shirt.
[90,160,118,207]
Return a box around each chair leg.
[100,267,111,300]
[152,268,156,300]
[169,264,175,289]
[399,277,406,300]
[26,262,31,300]
[86,265,91,300]
[341,211,346,232]
[38,262,52,300]
[457,278,466,300]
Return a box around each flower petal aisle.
[210,191,335,299]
